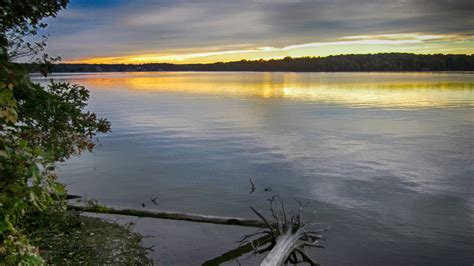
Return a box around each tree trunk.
[261,228,303,266]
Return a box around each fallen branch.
[68,204,269,228]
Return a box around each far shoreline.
[30,71,474,75]
[22,53,474,73]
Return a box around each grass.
[26,209,152,265]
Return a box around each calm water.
[41,72,473,265]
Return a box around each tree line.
[23,53,474,72]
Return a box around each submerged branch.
[202,234,272,266]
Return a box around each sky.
[40,0,474,64]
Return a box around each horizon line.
[52,52,474,66]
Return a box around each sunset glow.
[39,0,474,64]
[66,33,474,64]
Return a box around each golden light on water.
[61,72,474,109]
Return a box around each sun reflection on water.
[50,72,474,109]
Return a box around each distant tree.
[31,53,474,73]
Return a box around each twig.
[249,178,256,194]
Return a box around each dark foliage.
[23,53,474,73]
[1,0,110,263]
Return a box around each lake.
[38,72,473,265]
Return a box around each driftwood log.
[240,196,328,265]
[68,204,269,228]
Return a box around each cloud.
[40,0,474,61]
[68,33,473,64]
